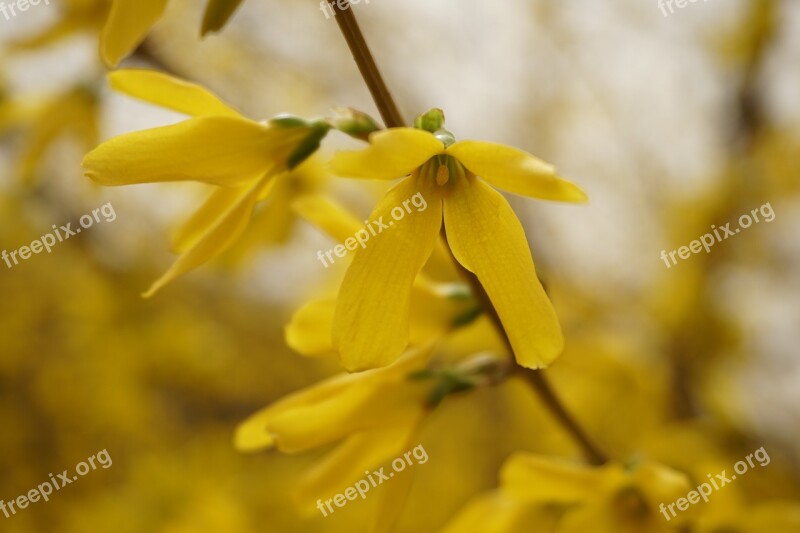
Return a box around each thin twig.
[331,2,405,128]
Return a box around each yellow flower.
[234,347,430,529]
[329,125,587,372]
[82,69,329,297]
[444,453,692,533]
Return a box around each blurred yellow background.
[1,0,799,531]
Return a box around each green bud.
[414,108,446,133]
[330,107,381,141]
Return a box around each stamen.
[436,165,450,186]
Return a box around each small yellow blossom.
[83,69,329,296]
[444,453,692,533]
[234,347,430,523]
[329,124,587,371]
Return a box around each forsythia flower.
[329,122,587,371]
[443,453,692,533]
[234,347,431,530]
[83,69,329,296]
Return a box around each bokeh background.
[1,0,799,531]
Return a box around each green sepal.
[286,121,331,170]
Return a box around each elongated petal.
[100,0,169,67]
[368,414,428,533]
[330,128,443,180]
[501,453,623,504]
[268,376,424,453]
[441,493,553,533]
[443,176,564,368]
[448,141,587,203]
[233,350,427,453]
[334,177,443,371]
[109,70,241,117]
[292,195,363,243]
[285,298,336,357]
[143,175,276,297]
[294,415,421,509]
[234,373,358,453]
[171,186,249,254]
[83,116,301,187]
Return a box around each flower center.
[420,155,466,187]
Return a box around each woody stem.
[332,0,608,465]
[330,1,405,128]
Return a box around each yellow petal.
[108,70,241,117]
[268,376,423,453]
[143,175,275,297]
[293,415,421,509]
[448,140,588,203]
[234,373,358,453]
[443,176,564,368]
[368,414,428,533]
[285,298,336,357]
[100,0,169,67]
[559,503,639,533]
[330,128,443,180]
[333,176,443,371]
[83,116,302,187]
[233,350,427,453]
[291,195,363,243]
[441,493,552,533]
[501,453,623,504]
[171,186,249,254]
[630,462,692,512]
